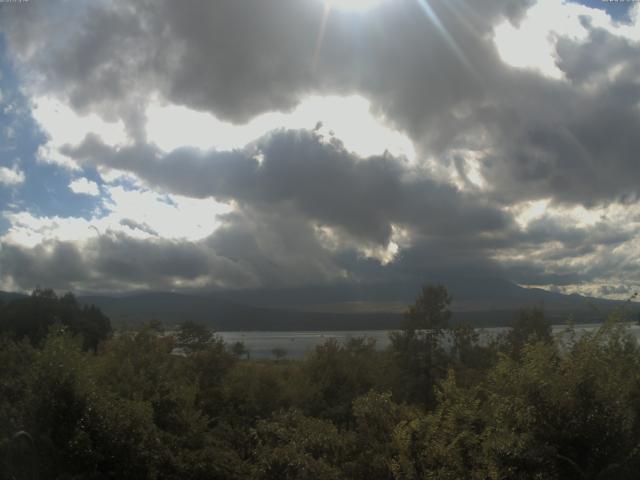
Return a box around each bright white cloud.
[146,95,416,161]
[1,184,233,249]
[511,198,637,230]
[520,282,640,301]
[315,223,409,266]
[103,185,232,241]
[31,96,129,169]
[69,177,100,196]
[512,198,552,228]
[444,148,489,191]
[493,1,640,79]
[495,199,640,298]
[0,163,25,186]
[2,211,101,248]
[324,0,387,12]
[359,223,413,265]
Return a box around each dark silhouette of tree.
[0,289,111,351]
[230,340,249,359]
[271,347,287,361]
[403,284,452,332]
[390,284,452,407]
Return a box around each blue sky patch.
[573,0,636,21]
[0,37,104,233]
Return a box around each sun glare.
[325,0,384,12]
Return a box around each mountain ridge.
[2,278,636,331]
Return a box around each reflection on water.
[218,324,640,359]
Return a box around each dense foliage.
[1,286,640,479]
[0,289,111,351]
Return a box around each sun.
[314,0,386,68]
[325,0,384,12]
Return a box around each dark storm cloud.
[0,241,88,291]
[7,0,639,207]
[62,129,512,245]
[499,222,639,288]
[0,207,361,293]
[207,205,348,286]
[0,0,531,120]
[0,233,257,293]
[92,234,212,284]
[2,0,533,149]
[522,216,632,249]
[475,65,640,206]
[556,26,640,86]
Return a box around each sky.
[0,0,639,299]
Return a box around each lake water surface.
[218,323,640,359]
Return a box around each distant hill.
[3,277,636,331]
[77,277,637,331]
[208,277,630,316]
[78,292,403,331]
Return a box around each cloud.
[493,1,640,79]
[7,0,637,208]
[61,128,511,246]
[145,95,415,161]
[0,240,89,292]
[31,96,128,169]
[0,0,527,137]
[0,208,347,293]
[0,163,25,186]
[2,184,231,247]
[68,177,100,196]
[1,0,640,297]
[0,126,520,294]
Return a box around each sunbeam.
[326,0,384,11]
[314,0,386,69]
[416,0,475,74]
[313,2,332,70]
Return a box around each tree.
[403,284,452,332]
[502,307,551,358]
[176,320,214,353]
[389,284,452,407]
[347,391,414,479]
[271,347,287,361]
[0,290,111,351]
[251,409,344,480]
[392,318,640,480]
[449,323,496,387]
[479,324,640,479]
[392,372,488,479]
[303,337,384,423]
[230,341,249,359]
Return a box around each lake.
[217,323,640,359]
